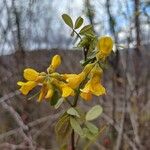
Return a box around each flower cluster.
[17,36,113,102]
[18,55,74,102]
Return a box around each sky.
[0,0,149,55]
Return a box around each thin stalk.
[71,130,75,150]
[70,45,88,150]
[73,29,82,40]
[70,88,81,150]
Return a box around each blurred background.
[0,0,149,149]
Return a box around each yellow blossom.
[62,64,94,89]
[83,63,95,74]
[47,55,61,73]
[64,72,85,89]
[38,84,48,102]
[80,92,92,101]
[24,68,39,81]
[17,81,37,95]
[61,85,74,97]
[81,74,106,98]
[96,36,113,60]
[45,84,54,99]
[51,79,74,97]
[45,88,54,99]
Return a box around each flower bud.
[50,55,61,70]
[96,36,113,60]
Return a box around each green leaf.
[79,25,93,35]
[55,113,71,142]
[83,127,95,140]
[67,107,80,118]
[74,16,83,29]
[84,33,95,38]
[77,36,89,48]
[60,144,67,150]
[62,14,73,28]
[50,90,59,106]
[70,117,84,137]
[86,105,103,121]
[88,37,97,52]
[55,98,64,109]
[85,122,98,134]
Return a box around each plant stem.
[70,88,80,150]
[70,43,88,150]
[73,29,82,40]
[71,129,75,150]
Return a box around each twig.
[101,113,138,150]
[33,120,52,140]
[0,112,61,140]
[1,101,35,149]
[120,52,143,149]
[0,90,20,103]
[115,100,126,150]
[0,142,34,150]
[83,104,138,150]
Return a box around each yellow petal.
[89,64,103,78]
[45,89,53,99]
[38,84,48,102]
[97,36,113,60]
[35,76,45,83]
[17,81,25,86]
[62,85,74,97]
[91,83,106,96]
[83,63,94,75]
[19,81,37,95]
[81,74,106,97]
[66,72,85,89]
[24,68,39,81]
[50,55,61,70]
[80,92,92,101]
[90,75,106,96]
[51,79,74,97]
[80,81,91,93]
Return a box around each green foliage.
[62,14,73,28]
[70,117,84,137]
[55,113,71,143]
[86,105,103,121]
[83,127,95,140]
[50,90,60,106]
[67,107,80,118]
[62,13,96,57]
[85,122,98,134]
[74,16,83,29]
[54,98,64,109]
[79,25,93,35]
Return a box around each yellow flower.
[61,84,75,97]
[47,55,61,73]
[96,36,113,60]
[17,81,37,95]
[38,84,48,102]
[83,63,95,74]
[64,72,85,89]
[81,74,106,98]
[80,92,92,101]
[51,78,74,97]
[62,63,94,90]
[24,68,39,81]
[38,82,54,102]
[89,64,103,78]
[45,84,54,99]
